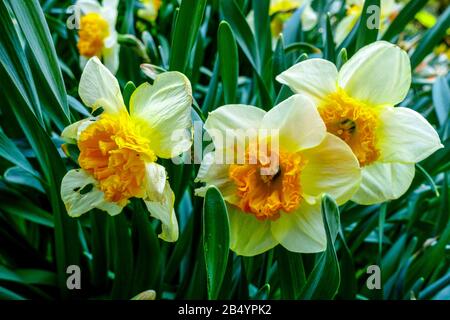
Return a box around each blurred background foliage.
[0,0,449,300]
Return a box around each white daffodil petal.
[338,41,411,106]
[377,107,443,163]
[102,42,120,75]
[144,182,179,242]
[301,3,318,31]
[130,72,193,159]
[61,169,122,217]
[79,56,126,114]
[204,104,266,152]
[351,162,415,205]
[301,133,361,205]
[270,201,326,253]
[76,0,101,14]
[145,162,167,202]
[228,204,278,256]
[101,0,119,26]
[334,14,359,45]
[261,94,326,152]
[61,119,91,143]
[194,152,238,205]
[276,58,338,104]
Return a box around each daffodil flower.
[137,0,162,23]
[277,41,443,205]
[76,0,120,74]
[60,57,193,242]
[335,0,401,45]
[195,95,360,256]
[269,0,318,35]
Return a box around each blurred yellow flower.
[60,57,193,242]
[277,41,443,205]
[195,95,361,256]
[335,0,401,45]
[138,0,162,23]
[76,0,120,74]
[270,0,317,35]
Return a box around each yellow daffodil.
[76,0,120,74]
[60,57,193,242]
[137,0,162,23]
[277,41,443,205]
[195,95,361,256]
[269,0,318,35]
[335,0,401,45]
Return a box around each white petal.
[276,58,338,104]
[194,152,238,205]
[377,107,443,163]
[228,204,278,256]
[79,56,126,114]
[261,94,326,152]
[301,133,361,205]
[338,41,411,107]
[102,42,120,75]
[351,162,415,205]
[144,182,179,242]
[301,3,318,31]
[334,14,359,45]
[270,201,326,253]
[76,0,101,14]
[145,162,166,202]
[130,72,193,159]
[61,169,123,217]
[61,118,95,143]
[204,104,266,152]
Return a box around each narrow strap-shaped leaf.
[203,186,230,300]
[299,195,341,299]
[218,21,239,104]
[277,247,306,299]
[323,13,336,62]
[355,0,381,50]
[169,0,207,73]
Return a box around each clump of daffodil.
[137,0,162,23]
[195,95,361,256]
[277,41,443,205]
[76,0,120,74]
[60,57,193,242]
[335,0,401,45]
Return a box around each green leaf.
[382,0,428,41]
[432,75,450,128]
[277,247,306,299]
[0,286,25,300]
[299,195,341,299]
[218,21,239,104]
[169,0,207,73]
[4,166,44,193]
[123,81,136,111]
[203,186,230,300]
[410,6,450,69]
[323,13,336,62]
[336,48,348,70]
[355,0,380,50]
[8,0,70,129]
[90,210,108,290]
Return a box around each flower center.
[319,89,380,167]
[78,113,156,206]
[77,13,110,57]
[228,148,306,221]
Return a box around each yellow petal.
[130,72,192,159]
[276,58,338,105]
[377,107,443,163]
[144,181,179,242]
[338,41,411,107]
[301,133,361,205]
[61,169,123,217]
[261,94,326,152]
[79,56,126,114]
[351,162,415,205]
[270,201,326,253]
[228,204,277,256]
